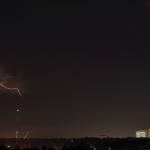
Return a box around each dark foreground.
[0,138,150,150]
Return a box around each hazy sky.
[0,1,148,138]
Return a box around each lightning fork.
[0,83,22,96]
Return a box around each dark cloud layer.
[0,1,148,138]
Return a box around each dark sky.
[0,1,149,138]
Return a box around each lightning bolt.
[0,83,22,96]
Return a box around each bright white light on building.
[136,130,147,138]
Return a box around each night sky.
[0,1,149,138]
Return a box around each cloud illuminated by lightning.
[0,83,22,96]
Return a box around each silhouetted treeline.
[0,138,150,150]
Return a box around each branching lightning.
[0,83,22,96]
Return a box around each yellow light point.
[7,145,11,149]
[0,83,22,96]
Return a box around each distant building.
[148,129,150,138]
[136,129,150,138]
[136,130,147,138]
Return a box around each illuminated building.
[136,129,150,138]
[136,130,147,138]
[148,129,150,138]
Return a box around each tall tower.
[15,103,21,145]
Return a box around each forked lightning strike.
[0,83,22,96]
